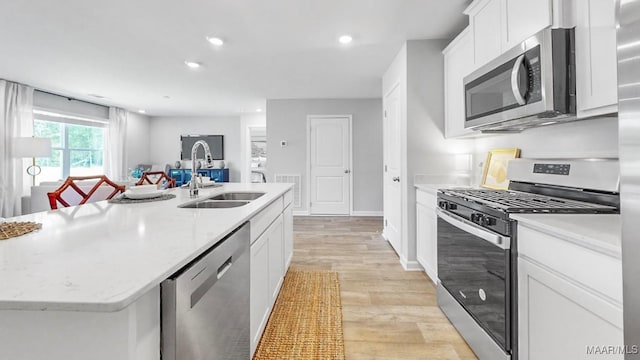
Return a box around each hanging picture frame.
[481,148,521,190]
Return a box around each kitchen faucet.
[189,140,213,198]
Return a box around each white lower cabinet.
[250,192,292,357]
[518,258,624,360]
[416,189,438,283]
[250,225,271,354]
[283,204,294,268]
[517,224,623,360]
[268,215,284,302]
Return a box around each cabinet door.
[169,169,184,186]
[444,29,475,138]
[503,0,552,50]
[268,215,284,302]
[518,258,624,360]
[471,0,504,67]
[576,0,618,118]
[250,231,270,355]
[416,202,438,284]
[283,205,294,269]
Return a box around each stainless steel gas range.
[435,159,620,360]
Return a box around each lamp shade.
[13,137,52,158]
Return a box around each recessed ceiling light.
[184,61,201,69]
[207,37,224,46]
[256,108,263,113]
[138,109,146,114]
[338,35,353,44]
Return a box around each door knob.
[344,169,351,174]
[392,177,400,182]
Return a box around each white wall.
[472,117,619,185]
[148,116,242,182]
[125,112,150,170]
[382,40,475,267]
[266,98,383,214]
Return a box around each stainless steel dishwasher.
[161,222,250,360]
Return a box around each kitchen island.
[0,183,293,360]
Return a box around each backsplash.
[471,117,618,186]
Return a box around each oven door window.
[437,217,510,351]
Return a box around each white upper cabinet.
[504,0,552,49]
[467,0,504,68]
[575,0,618,118]
[443,29,475,138]
[466,0,554,69]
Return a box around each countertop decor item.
[174,161,181,169]
[481,148,521,190]
[0,221,42,240]
[108,193,176,204]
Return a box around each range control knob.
[482,216,497,226]
[471,213,482,224]
[448,203,458,210]
[438,201,448,210]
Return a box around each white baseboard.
[292,210,310,216]
[401,259,424,271]
[350,211,383,217]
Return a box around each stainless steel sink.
[179,200,250,209]
[208,192,265,201]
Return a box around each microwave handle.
[511,54,527,105]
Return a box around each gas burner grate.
[441,189,617,212]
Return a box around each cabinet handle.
[344,169,351,174]
[392,177,400,182]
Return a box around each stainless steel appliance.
[617,0,640,357]
[161,223,250,360]
[464,28,575,132]
[436,159,619,360]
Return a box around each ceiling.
[0,0,470,117]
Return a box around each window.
[33,112,106,182]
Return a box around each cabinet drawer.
[518,224,622,304]
[250,197,284,244]
[416,189,437,209]
[283,190,293,208]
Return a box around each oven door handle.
[436,208,510,250]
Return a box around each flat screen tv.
[180,135,224,161]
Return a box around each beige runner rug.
[253,270,345,360]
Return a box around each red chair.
[47,175,125,210]
[136,171,176,189]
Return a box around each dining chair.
[136,171,176,189]
[47,175,126,210]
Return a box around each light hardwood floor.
[289,216,477,360]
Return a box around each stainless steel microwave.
[463,28,575,132]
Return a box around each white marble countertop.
[414,183,471,194]
[0,183,292,312]
[511,213,621,258]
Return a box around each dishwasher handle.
[190,252,237,308]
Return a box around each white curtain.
[105,107,128,181]
[0,80,34,218]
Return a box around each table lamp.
[13,137,52,186]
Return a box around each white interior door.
[383,86,402,253]
[309,116,351,215]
